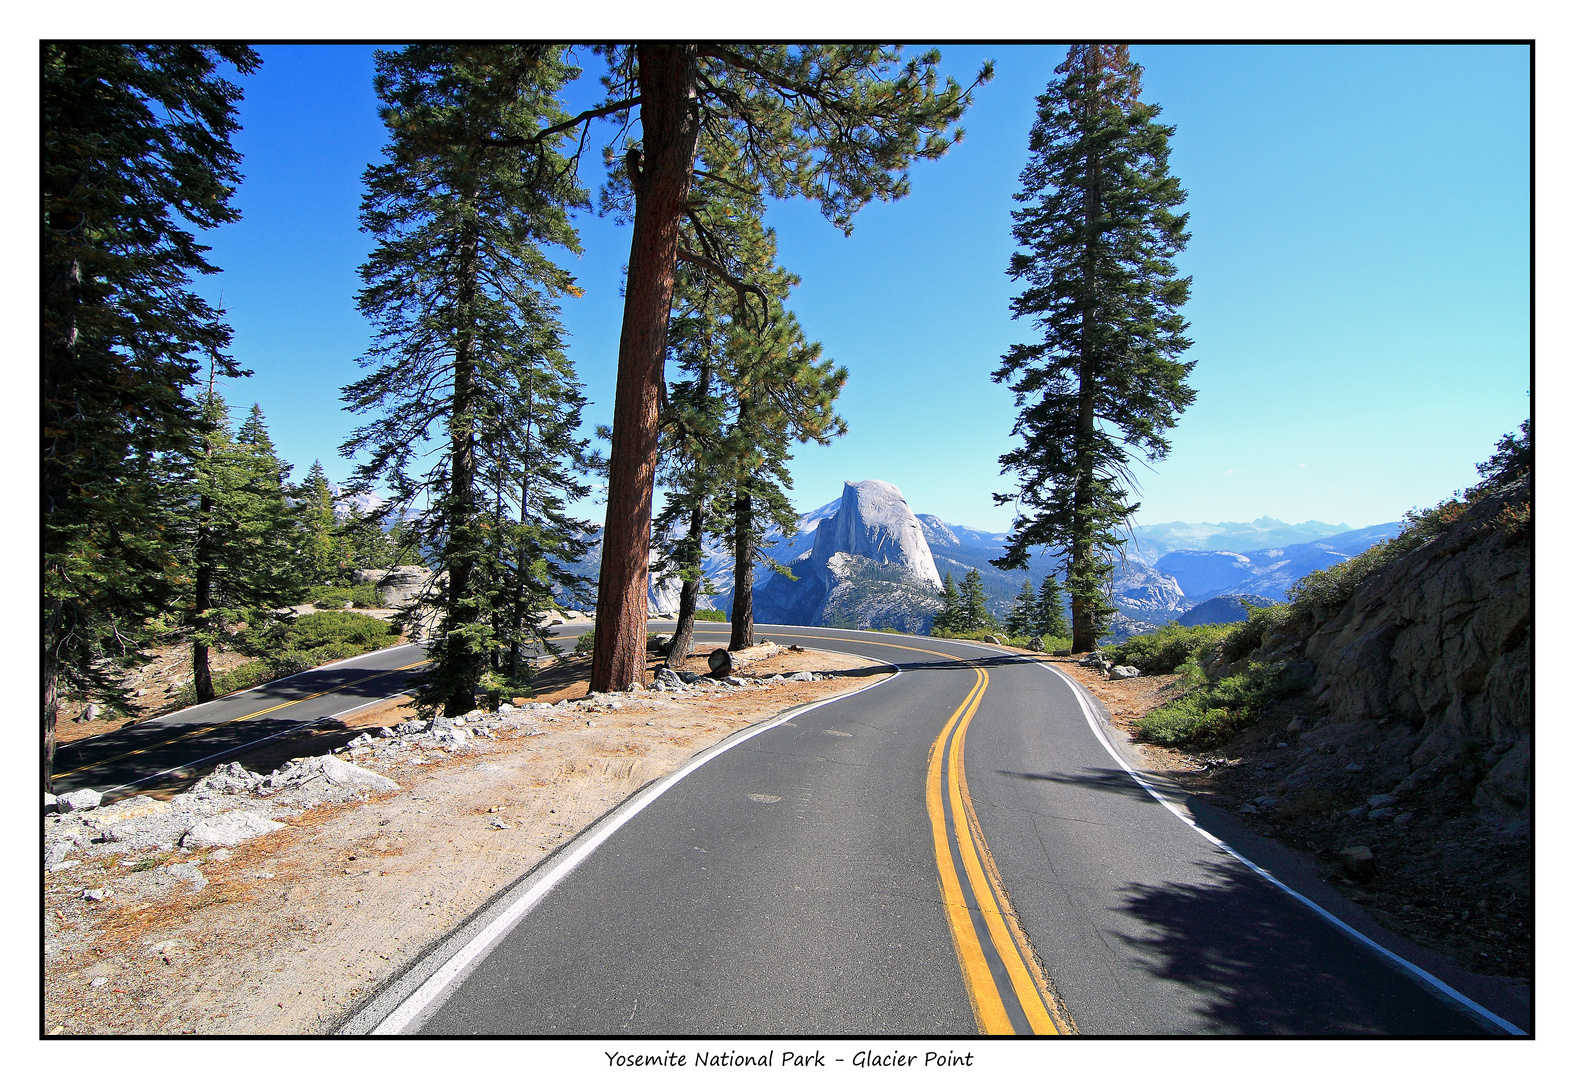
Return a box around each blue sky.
[194,43,1530,535]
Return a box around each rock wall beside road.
[1295,478,1530,825]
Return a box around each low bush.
[574,628,595,655]
[279,610,395,654]
[1106,622,1232,675]
[694,608,726,622]
[306,583,383,609]
[1136,661,1312,747]
[929,627,1072,653]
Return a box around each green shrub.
[1107,622,1232,675]
[279,610,395,653]
[306,583,384,609]
[694,608,726,622]
[1136,661,1312,747]
[1213,602,1297,667]
[308,585,353,609]
[574,629,595,655]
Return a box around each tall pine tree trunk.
[1069,46,1103,655]
[729,487,755,650]
[666,498,705,667]
[43,607,61,793]
[193,490,216,702]
[441,219,482,716]
[591,45,701,693]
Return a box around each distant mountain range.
[554,480,1402,638]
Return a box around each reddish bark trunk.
[591,45,701,692]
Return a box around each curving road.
[340,625,1525,1038]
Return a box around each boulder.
[1337,845,1377,882]
[191,762,265,795]
[181,811,286,849]
[352,565,433,608]
[1110,665,1142,680]
[58,789,103,812]
[709,649,736,677]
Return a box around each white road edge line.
[1029,654,1528,1037]
[365,655,902,1035]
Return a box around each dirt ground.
[1049,656,1531,986]
[42,645,890,1036]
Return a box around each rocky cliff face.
[810,481,942,590]
[1235,478,1530,829]
[1301,478,1530,823]
[753,481,942,629]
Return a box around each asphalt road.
[349,625,1519,1038]
[51,642,437,796]
[52,622,619,796]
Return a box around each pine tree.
[184,397,304,702]
[297,460,352,587]
[42,44,259,789]
[575,45,991,692]
[992,45,1194,653]
[652,207,845,659]
[1006,578,1038,637]
[1036,574,1070,639]
[960,568,992,632]
[931,573,962,635]
[342,45,593,716]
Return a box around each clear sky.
[192,43,1530,535]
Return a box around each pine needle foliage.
[42,43,259,789]
[992,45,1194,652]
[343,45,596,716]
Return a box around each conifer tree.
[1006,578,1038,637]
[42,43,258,788]
[343,45,592,716]
[652,207,845,659]
[992,45,1194,653]
[570,45,991,691]
[297,460,352,587]
[960,568,992,632]
[184,397,304,702]
[1035,574,1070,639]
[931,572,963,635]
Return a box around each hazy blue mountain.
[1176,594,1278,626]
[1156,522,1402,603]
[553,483,1401,641]
[1128,516,1354,566]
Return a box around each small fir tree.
[932,573,963,635]
[960,568,992,632]
[184,397,304,702]
[297,460,353,587]
[1006,578,1038,637]
[1036,574,1070,639]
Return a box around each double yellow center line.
[927,664,1073,1035]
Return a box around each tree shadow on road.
[1104,859,1497,1038]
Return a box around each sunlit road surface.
[345,625,1520,1038]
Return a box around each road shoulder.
[43,648,889,1035]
